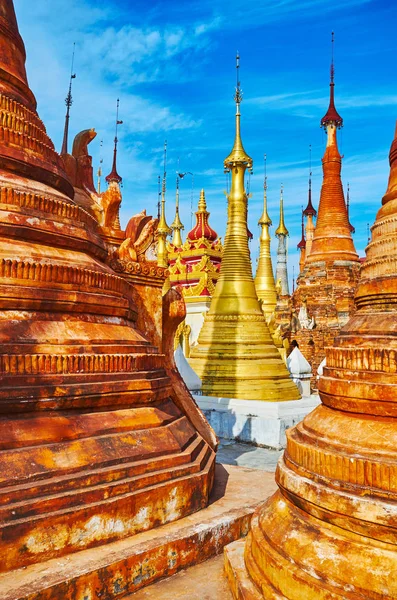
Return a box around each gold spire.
[170,176,184,248]
[198,188,207,211]
[255,155,277,316]
[190,57,299,402]
[157,141,171,268]
[258,156,272,226]
[275,185,289,236]
[223,53,253,170]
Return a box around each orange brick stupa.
[0,0,216,581]
[292,36,360,375]
[225,116,397,600]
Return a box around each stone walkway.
[216,438,282,472]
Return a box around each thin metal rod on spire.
[61,43,76,155]
[234,51,242,110]
[106,98,123,184]
[331,31,335,82]
[157,175,161,220]
[97,139,103,194]
[347,182,350,212]
[113,98,123,161]
[264,153,267,191]
[162,140,167,198]
[178,169,194,227]
[190,173,194,228]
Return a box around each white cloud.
[248,90,397,115]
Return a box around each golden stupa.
[189,57,299,402]
[254,158,277,318]
[225,119,397,599]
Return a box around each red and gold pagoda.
[168,189,223,350]
[0,0,216,582]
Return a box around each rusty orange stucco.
[0,0,216,577]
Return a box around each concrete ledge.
[194,394,320,449]
[0,464,277,600]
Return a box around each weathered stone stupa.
[0,0,216,577]
[189,57,299,402]
[225,119,397,599]
[292,37,360,373]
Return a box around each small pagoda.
[168,189,223,353]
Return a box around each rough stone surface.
[0,0,216,580]
[0,464,276,599]
[125,555,233,600]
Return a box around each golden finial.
[224,53,253,170]
[258,154,272,226]
[157,140,171,267]
[255,154,277,316]
[170,173,184,248]
[275,184,289,236]
[198,188,207,212]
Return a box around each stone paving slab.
[217,439,282,472]
[126,554,233,599]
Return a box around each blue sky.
[14,0,397,285]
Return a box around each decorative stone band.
[285,426,397,496]
[0,352,165,376]
[0,94,47,140]
[111,258,167,280]
[327,346,397,373]
[204,314,266,322]
[0,122,60,162]
[277,460,397,546]
[0,258,132,296]
[370,215,397,239]
[360,255,397,277]
[0,185,97,227]
[0,104,52,147]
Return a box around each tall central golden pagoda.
[189,57,299,402]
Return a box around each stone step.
[224,539,264,600]
[125,554,233,599]
[0,464,276,600]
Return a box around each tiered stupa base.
[189,315,300,402]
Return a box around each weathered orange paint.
[0,0,216,581]
[225,123,397,598]
[292,78,361,376]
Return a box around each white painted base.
[193,394,320,450]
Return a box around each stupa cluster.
[1,2,397,599]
